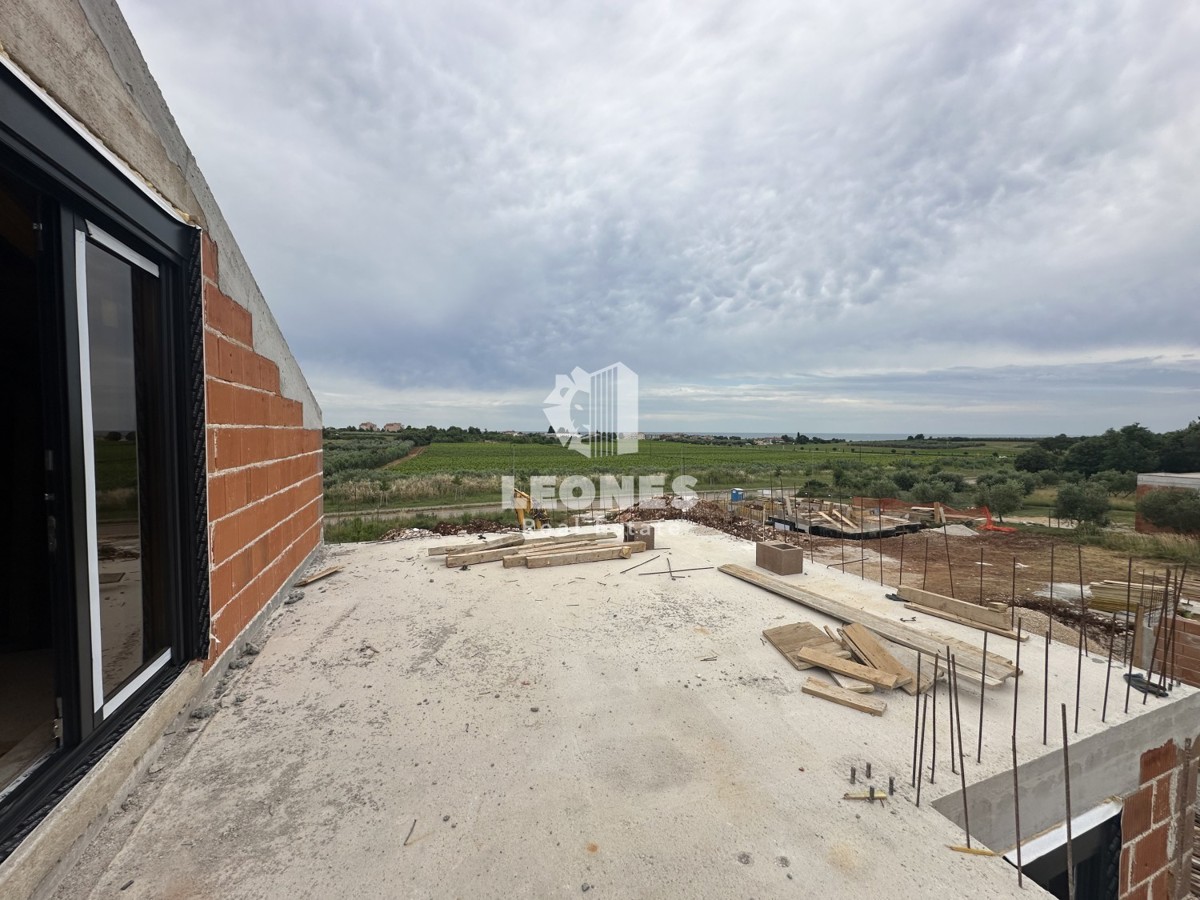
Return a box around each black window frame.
[0,62,209,860]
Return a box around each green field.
[323,434,1034,512]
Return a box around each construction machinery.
[513,488,549,530]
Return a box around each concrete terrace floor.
[54,523,1191,899]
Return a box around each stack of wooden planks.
[897,586,1026,642]
[429,532,647,569]
[763,616,939,714]
[1088,574,1199,614]
[723,564,1019,692]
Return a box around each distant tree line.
[1013,421,1200,477]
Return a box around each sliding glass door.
[75,223,172,719]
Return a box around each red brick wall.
[1120,738,1198,900]
[202,234,322,665]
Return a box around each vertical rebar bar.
[1074,602,1084,734]
[1061,704,1075,900]
[878,499,884,585]
[977,632,988,764]
[917,692,929,807]
[979,545,984,605]
[1012,618,1023,737]
[947,644,957,776]
[1011,555,1017,629]
[899,533,905,587]
[1145,576,1170,706]
[1043,624,1051,745]
[1124,558,1134,714]
[1102,611,1116,723]
[1077,545,1089,660]
[922,537,930,591]
[952,654,970,847]
[931,652,940,783]
[912,651,922,787]
[944,525,955,596]
[1012,732,1023,889]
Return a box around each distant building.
[359,422,379,432]
[383,422,405,432]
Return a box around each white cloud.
[121,0,1200,433]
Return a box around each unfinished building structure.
[0,0,322,892]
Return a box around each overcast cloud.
[121,0,1200,434]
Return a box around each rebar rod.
[977,632,988,764]
[952,654,970,847]
[1102,611,1116,723]
[1061,704,1075,900]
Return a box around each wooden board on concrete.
[497,541,622,567]
[505,542,643,568]
[827,671,875,694]
[525,545,634,568]
[718,564,1014,687]
[763,622,851,671]
[841,623,915,692]
[792,647,900,689]
[802,678,887,715]
[897,586,1010,629]
[428,534,524,557]
[449,536,615,566]
[902,604,1029,642]
[295,565,343,587]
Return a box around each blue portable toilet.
[731,488,744,502]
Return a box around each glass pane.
[84,240,166,702]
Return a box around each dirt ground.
[618,500,1182,657]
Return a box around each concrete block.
[623,524,655,550]
[755,541,803,575]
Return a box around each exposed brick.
[1151,774,1173,824]
[1141,741,1178,783]
[202,231,219,283]
[203,283,253,346]
[1124,786,1154,840]
[1132,823,1170,887]
[1125,880,1149,900]
[1148,868,1171,900]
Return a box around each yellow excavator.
[513,488,549,530]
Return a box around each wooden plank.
[763,622,851,671]
[802,678,887,715]
[447,546,527,566]
[792,647,900,689]
[525,545,633,568]
[495,540,623,567]
[827,671,875,694]
[504,542,641,568]
[841,623,915,692]
[718,564,1015,686]
[902,604,1029,642]
[428,534,524,556]
[897,586,1010,629]
[295,565,342,587]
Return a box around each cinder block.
[624,523,655,550]
[756,541,803,575]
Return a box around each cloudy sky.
[122,0,1200,435]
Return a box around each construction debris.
[720,564,1016,688]
[802,677,887,715]
[295,565,343,587]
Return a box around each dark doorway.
[0,169,58,799]
[1022,811,1121,900]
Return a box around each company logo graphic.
[543,362,639,458]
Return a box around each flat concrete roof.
[55,523,1200,899]
[1138,472,1200,488]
